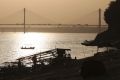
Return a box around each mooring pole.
[24,8,26,33]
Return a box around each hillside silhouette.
[80,0,120,79]
[83,0,120,48]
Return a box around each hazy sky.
[0,0,113,24]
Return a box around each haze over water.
[0,0,111,24]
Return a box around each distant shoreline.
[0,27,107,33]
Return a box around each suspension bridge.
[0,8,107,33]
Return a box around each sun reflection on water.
[0,32,98,64]
[16,32,52,58]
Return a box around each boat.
[21,46,35,49]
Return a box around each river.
[0,32,98,64]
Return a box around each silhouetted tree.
[104,0,120,33]
[81,0,120,78]
[91,0,120,48]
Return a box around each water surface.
[0,32,97,64]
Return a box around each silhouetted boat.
[21,46,35,49]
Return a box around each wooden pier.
[1,48,71,70]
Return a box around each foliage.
[104,0,120,32]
